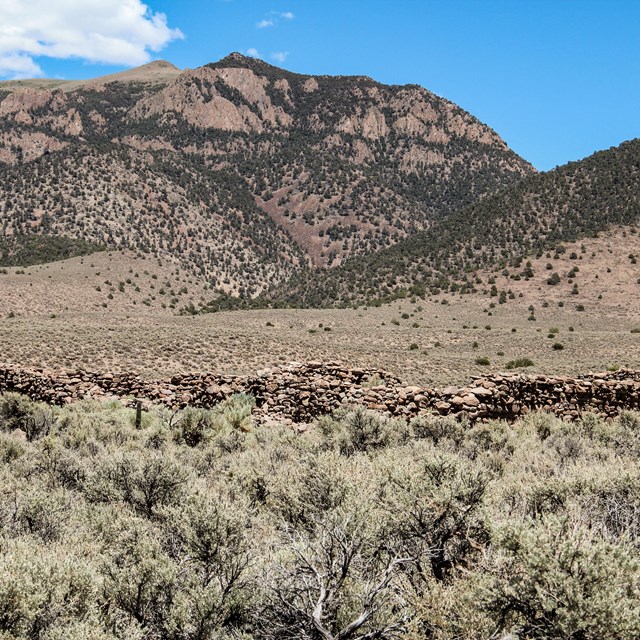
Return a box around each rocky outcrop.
[0,131,68,164]
[2,362,640,424]
[129,66,293,132]
[0,53,534,288]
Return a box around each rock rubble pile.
[2,362,640,424]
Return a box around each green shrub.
[505,357,534,369]
[480,517,640,639]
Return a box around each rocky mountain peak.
[0,54,535,294]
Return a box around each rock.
[9,428,26,442]
[2,363,640,426]
[462,395,480,407]
[469,386,493,397]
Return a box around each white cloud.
[245,48,262,58]
[271,51,289,64]
[0,0,183,79]
[0,54,43,79]
[256,10,294,29]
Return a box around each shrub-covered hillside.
[268,138,640,307]
[0,54,532,291]
[1,392,639,638]
[0,234,103,267]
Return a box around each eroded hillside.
[0,53,533,294]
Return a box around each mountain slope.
[266,138,640,307]
[0,54,533,294]
[0,60,182,92]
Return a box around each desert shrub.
[410,413,466,448]
[170,395,255,453]
[213,393,255,432]
[618,409,640,432]
[503,477,573,518]
[161,492,253,631]
[265,451,360,527]
[380,448,490,583]
[84,452,189,517]
[475,356,490,365]
[317,407,411,455]
[464,420,515,457]
[172,407,218,446]
[0,397,638,637]
[523,411,558,441]
[14,485,71,541]
[0,392,56,441]
[256,508,411,639]
[101,521,177,632]
[479,516,640,639]
[54,399,141,450]
[0,540,100,639]
[505,357,534,369]
[0,431,26,463]
[362,373,384,388]
[576,474,640,541]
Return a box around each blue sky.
[1,0,638,171]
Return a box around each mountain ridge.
[260,137,640,308]
[0,53,533,296]
[0,60,182,93]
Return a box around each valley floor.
[2,228,639,385]
[1,297,638,386]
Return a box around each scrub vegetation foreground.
[1,392,640,639]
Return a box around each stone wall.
[2,361,640,423]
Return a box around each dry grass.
[1,228,639,385]
[0,250,209,316]
[0,298,638,386]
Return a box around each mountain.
[0,60,182,93]
[265,138,640,307]
[0,53,532,296]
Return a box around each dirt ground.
[1,228,639,386]
[1,298,638,386]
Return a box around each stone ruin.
[2,361,640,424]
